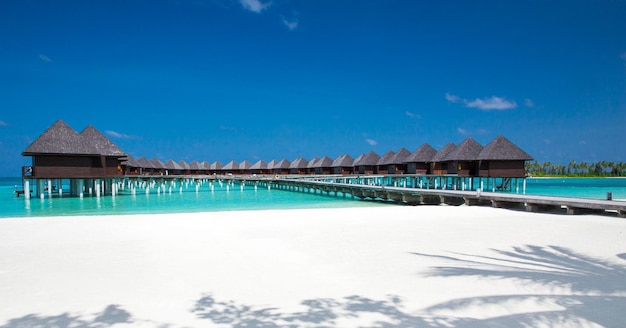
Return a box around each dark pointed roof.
[289,158,309,169]
[307,157,320,168]
[178,160,190,170]
[189,160,202,170]
[223,160,239,170]
[250,160,267,170]
[444,138,483,161]
[210,161,223,170]
[477,135,533,161]
[122,156,139,167]
[239,160,252,170]
[165,159,184,170]
[23,120,93,155]
[274,159,291,169]
[432,143,457,162]
[79,125,126,157]
[150,158,166,169]
[137,156,155,169]
[377,150,396,165]
[354,151,380,166]
[332,154,354,167]
[388,148,411,164]
[405,143,437,163]
[312,156,333,168]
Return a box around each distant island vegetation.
[525,161,626,177]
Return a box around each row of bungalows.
[22,121,533,183]
[119,136,532,178]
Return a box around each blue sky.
[1,0,625,176]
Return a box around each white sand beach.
[0,206,625,327]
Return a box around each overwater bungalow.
[151,158,166,175]
[331,154,354,175]
[209,161,223,175]
[250,160,268,175]
[201,161,212,174]
[477,135,533,178]
[312,156,333,175]
[387,148,411,174]
[353,151,380,174]
[178,160,191,175]
[239,160,253,175]
[431,143,456,175]
[442,138,483,176]
[306,157,320,175]
[137,157,156,175]
[222,160,239,175]
[122,156,140,175]
[376,150,396,174]
[289,158,309,175]
[21,120,127,198]
[404,143,437,174]
[165,159,184,175]
[273,159,291,175]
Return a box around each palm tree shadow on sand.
[412,245,626,327]
[191,245,626,327]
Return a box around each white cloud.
[38,54,52,62]
[465,96,517,110]
[621,52,626,61]
[239,0,270,13]
[365,138,377,146]
[524,98,535,108]
[543,139,551,144]
[405,111,421,119]
[0,120,8,126]
[105,130,141,140]
[281,15,298,30]
[457,128,468,135]
[445,92,460,103]
[457,127,488,136]
[579,140,588,145]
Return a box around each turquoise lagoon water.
[0,177,385,218]
[1,177,625,218]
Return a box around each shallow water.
[1,177,625,218]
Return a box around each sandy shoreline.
[0,206,625,327]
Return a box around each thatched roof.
[200,161,211,170]
[178,160,190,170]
[223,160,239,170]
[79,125,126,157]
[405,143,437,163]
[307,157,320,168]
[432,143,456,162]
[250,160,267,170]
[377,150,396,165]
[477,135,533,161]
[354,151,380,166]
[150,158,166,169]
[210,161,223,170]
[332,154,354,167]
[239,160,252,170]
[312,156,333,168]
[267,160,278,170]
[165,159,184,170]
[23,120,95,155]
[274,159,291,169]
[137,156,155,169]
[388,148,411,165]
[122,156,139,167]
[444,138,483,161]
[189,160,203,170]
[289,158,309,169]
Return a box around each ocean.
[1,177,625,218]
